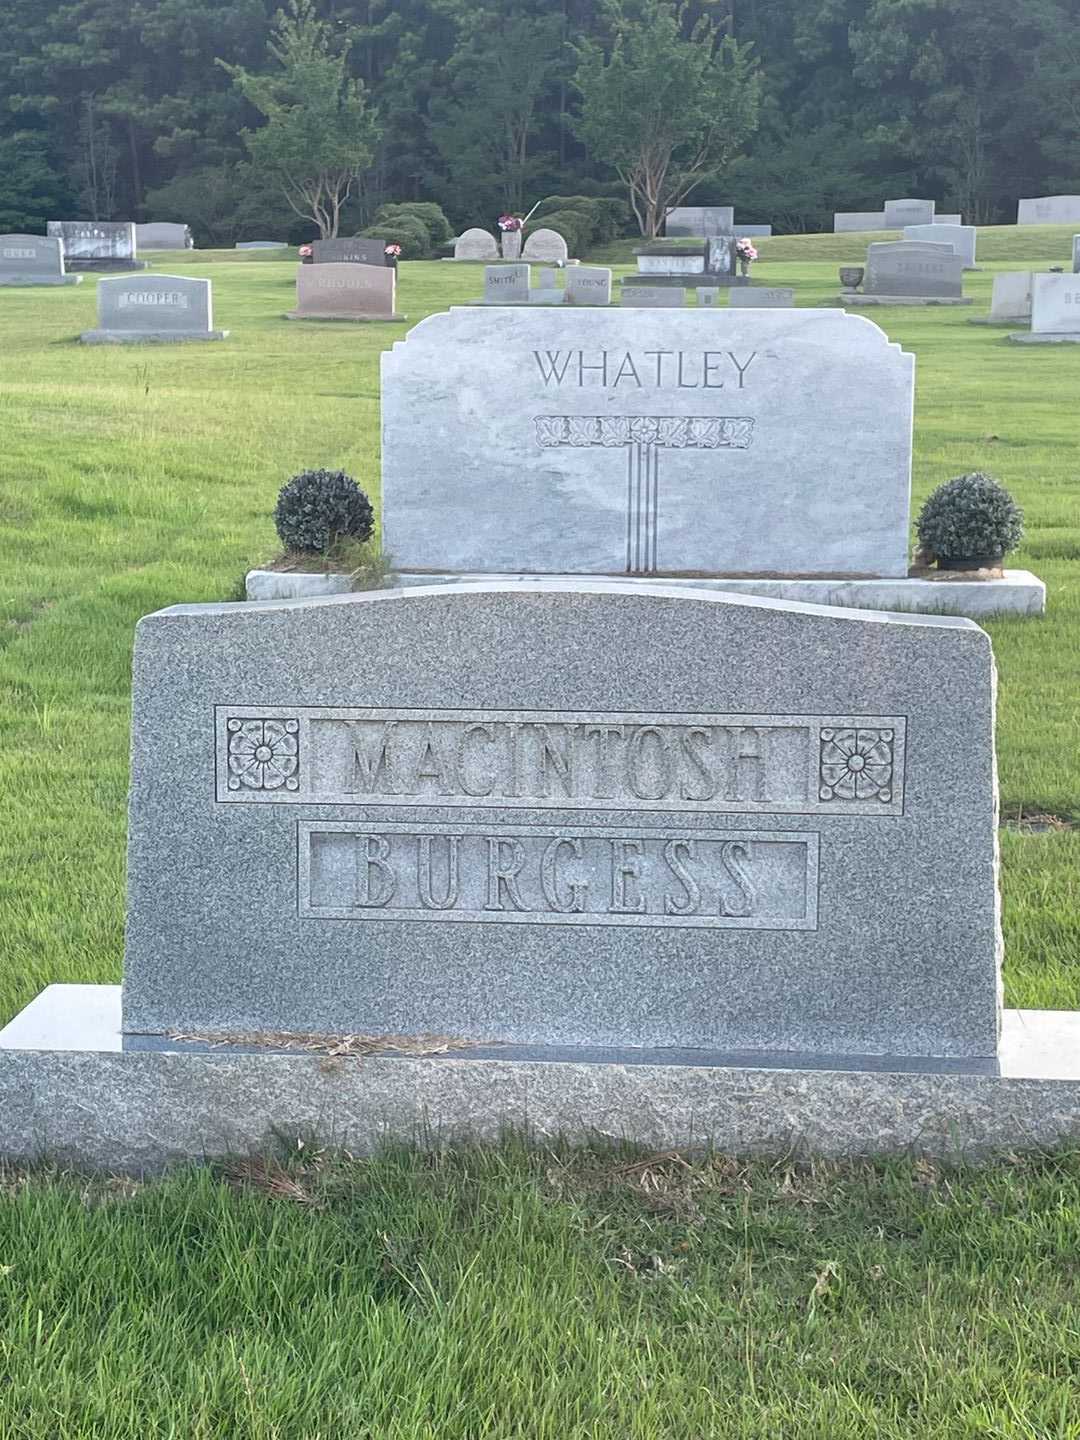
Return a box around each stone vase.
[739,259,750,277]
[501,230,522,260]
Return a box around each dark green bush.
[375,201,452,247]
[533,194,630,245]
[916,472,1024,562]
[359,214,429,260]
[274,470,375,555]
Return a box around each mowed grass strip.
[0,237,1078,1029]
[2,1142,1080,1439]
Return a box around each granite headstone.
[864,241,964,299]
[454,229,499,260]
[833,212,888,233]
[903,223,977,269]
[312,238,387,266]
[46,221,141,270]
[621,287,685,307]
[235,240,288,250]
[123,580,1000,1068]
[290,262,399,320]
[136,222,192,250]
[883,198,935,227]
[1030,272,1080,334]
[1017,196,1080,226]
[483,264,530,304]
[987,272,1033,322]
[1073,236,1080,274]
[666,207,734,236]
[381,307,914,577]
[0,234,80,286]
[728,287,795,308]
[80,273,226,343]
[522,228,569,263]
[565,266,612,305]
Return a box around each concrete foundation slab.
[838,294,973,307]
[245,570,353,601]
[1007,332,1080,344]
[392,571,1046,618]
[1,987,1080,1171]
[79,329,229,344]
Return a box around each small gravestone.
[985,272,1033,322]
[136,222,192,251]
[454,228,499,261]
[46,221,143,270]
[705,237,738,278]
[1073,236,1079,273]
[696,288,719,305]
[312,237,387,266]
[235,240,289,250]
[121,580,1000,1071]
[565,266,612,306]
[288,262,401,321]
[483,264,530,304]
[637,250,708,276]
[737,225,773,237]
[0,234,81,286]
[904,223,977,269]
[522,228,569,263]
[666,206,734,236]
[883,198,935,227]
[381,307,913,578]
[728,287,795,308]
[622,287,685,307]
[1008,273,1080,343]
[80,274,227,343]
[833,212,887,232]
[860,241,967,302]
[936,213,963,226]
[1017,196,1080,225]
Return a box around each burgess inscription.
[299,822,820,930]
[216,707,905,814]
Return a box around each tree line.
[1,0,1077,244]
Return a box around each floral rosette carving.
[227,718,300,791]
[819,727,893,802]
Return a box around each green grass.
[2,231,1080,1437]
[3,1142,1080,1439]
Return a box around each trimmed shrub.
[274,470,375,555]
[532,194,630,246]
[916,472,1024,564]
[375,201,452,247]
[359,214,430,260]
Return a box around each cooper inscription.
[299,822,819,930]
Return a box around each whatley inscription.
[533,349,759,389]
[299,822,819,931]
[216,707,906,814]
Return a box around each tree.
[0,131,71,230]
[221,0,380,239]
[572,0,762,238]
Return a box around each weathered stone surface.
[564,267,612,306]
[136,222,192,250]
[936,214,963,226]
[4,993,1080,1174]
[47,220,141,269]
[121,580,1000,1063]
[290,261,399,320]
[235,240,288,250]
[381,307,914,577]
[834,212,888,233]
[865,241,964,298]
[80,273,227,344]
[903,223,977,269]
[1017,196,1080,225]
[883,198,935,227]
[454,228,499,260]
[312,237,387,265]
[1029,271,1080,334]
[728,287,795,307]
[245,571,353,601]
[987,272,1033,322]
[483,264,530,303]
[0,233,80,285]
[666,207,734,236]
[522,228,569,262]
[637,254,706,275]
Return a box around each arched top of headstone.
[454,228,499,260]
[522,227,569,262]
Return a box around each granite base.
[79,329,229,344]
[838,293,973,306]
[0,275,83,286]
[2,987,1080,1172]
[245,569,353,601]
[391,571,1046,618]
[1007,331,1080,344]
[284,311,407,323]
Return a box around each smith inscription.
[217,707,905,814]
[299,822,820,930]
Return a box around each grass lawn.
[1,231,1079,1436]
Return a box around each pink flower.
[384,243,402,257]
[497,214,523,231]
[298,244,313,257]
[735,238,758,262]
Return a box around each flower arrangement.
[497,214,523,232]
[298,243,313,258]
[384,243,402,258]
[735,238,758,263]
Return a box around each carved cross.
[535,414,754,573]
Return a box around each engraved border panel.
[297,821,820,931]
[215,707,906,815]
